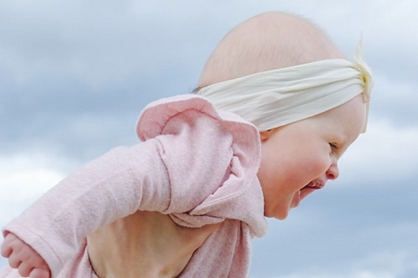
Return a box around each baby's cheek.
[307,155,330,176]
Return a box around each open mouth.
[292,180,326,208]
[302,180,325,191]
[298,180,325,202]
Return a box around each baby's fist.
[1,233,51,278]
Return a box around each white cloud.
[338,118,418,187]
[0,153,65,225]
[272,271,394,278]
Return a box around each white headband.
[196,42,374,132]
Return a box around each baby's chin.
[264,205,290,220]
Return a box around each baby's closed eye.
[329,142,338,150]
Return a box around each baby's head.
[198,12,344,87]
[196,12,373,220]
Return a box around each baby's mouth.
[292,180,326,208]
[302,180,325,191]
[299,180,325,201]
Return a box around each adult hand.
[87,211,221,278]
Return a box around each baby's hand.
[1,233,51,278]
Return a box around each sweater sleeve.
[137,95,266,233]
[2,139,171,278]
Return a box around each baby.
[1,12,373,278]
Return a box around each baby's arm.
[2,140,171,277]
[2,97,255,277]
[1,233,50,278]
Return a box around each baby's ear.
[259,129,275,142]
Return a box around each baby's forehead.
[312,94,367,142]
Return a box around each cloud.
[0,1,198,87]
[370,75,418,127]
[0,153,64,201]
[0,153,66,239]
[338,118,418,186]
[251,210,418,278]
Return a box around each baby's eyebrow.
[191,87,201,94]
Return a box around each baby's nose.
[326,161,339,180]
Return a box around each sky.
[1,0,418,277]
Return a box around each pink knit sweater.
[2,95,268,277]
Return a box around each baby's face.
[257,94,367,220]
